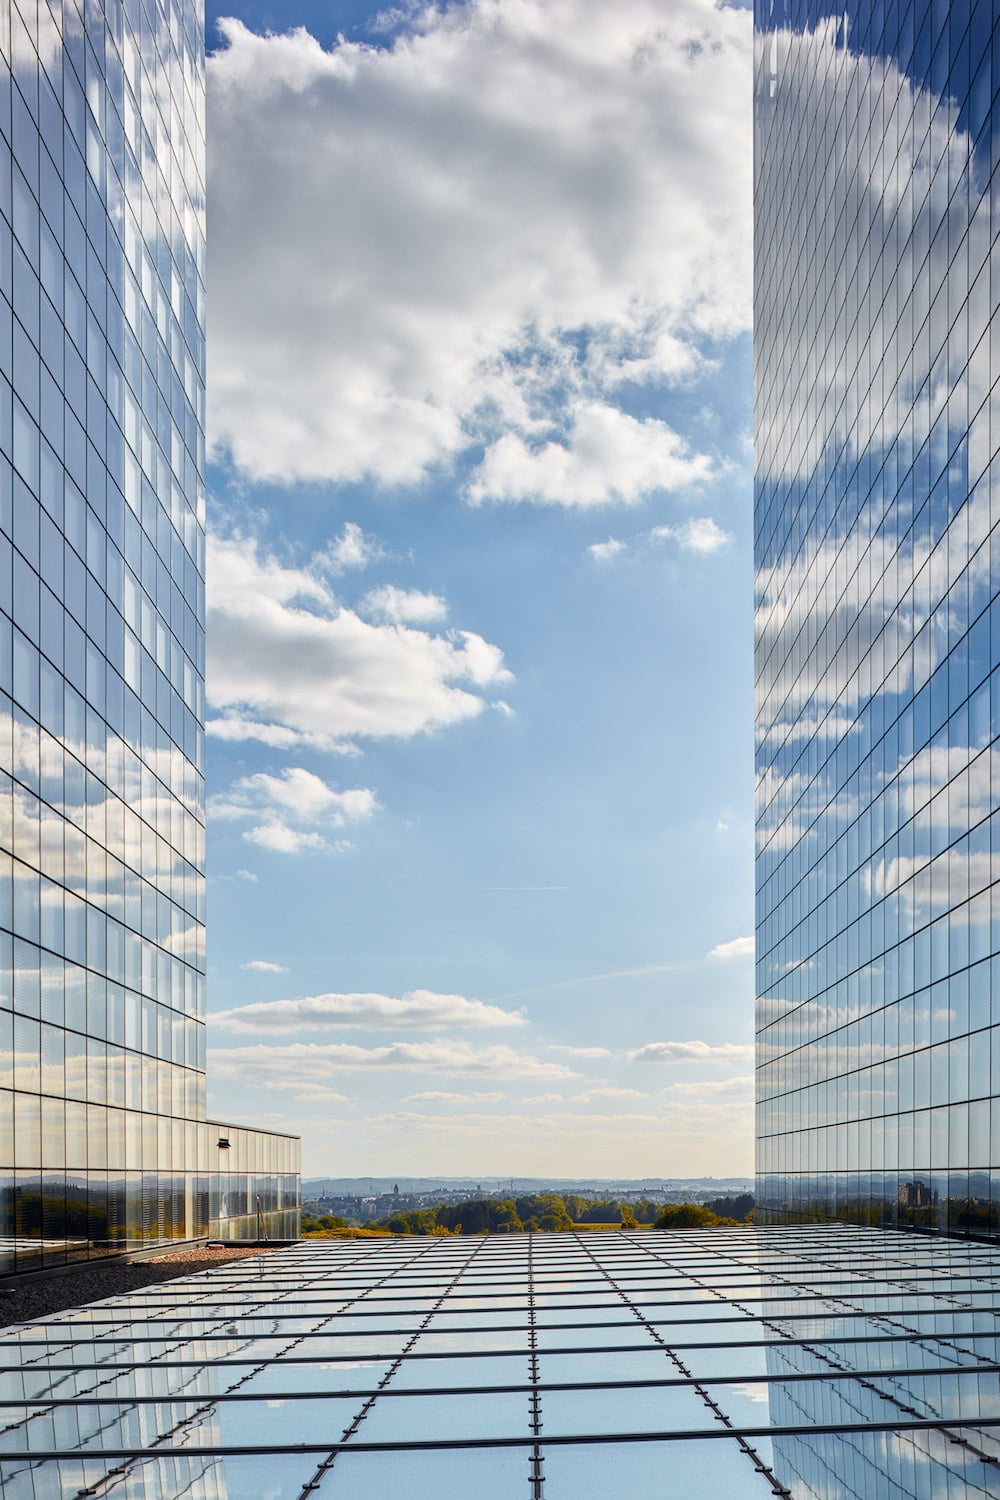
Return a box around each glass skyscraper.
[755,0,1000,1235]
[0,0,298,1274]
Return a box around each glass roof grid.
[540,1382,719,1437]
[26,1269,1000,1329]
[18,1358,994,1412]
[9,1327,1000,1383]
[776,1427,1000,1500]
[285,1230,505,1497]
[538,1435,789,1495]
[312,1441,533,1496]
[560,1230,796,1497]
[526,1227,544,1497]
[22,1236,461,1494]
[7,1230,1000,1495]
[691,1234,1000,1483]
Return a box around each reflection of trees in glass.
[7,1188,95,1237]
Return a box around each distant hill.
[303,1175,755,1196]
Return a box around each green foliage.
[566,1197,658,1224]
[653,1203,739,1229]
[435,1199,522,1234]
[576,1198,623,1222]
[705,1194,754,1221]
[301,1212,349,1233]
[382,1208,443,1235]
[491,1201,524,1233]
[512,1194,574,1231]
[371,1192,664,1236]
[384,1195,577,1236]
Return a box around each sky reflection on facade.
[755,0,1000,1234]
[0,0,298,1270]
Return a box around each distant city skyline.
[199,0,757,1176]
[300,1174,757,1191]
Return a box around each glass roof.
[0,1226,999,1498]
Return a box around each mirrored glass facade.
[0,0,298,1274]
[755,0,1000,1233]
[1,1227,998,1499]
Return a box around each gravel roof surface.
[0,1246,286,1328]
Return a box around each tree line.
[318,1192,755,1236]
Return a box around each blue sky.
[200,0,756,1176]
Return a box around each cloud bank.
[403,1090,507,1104]
[208,1041,577,1083]
[210,989,526,1033]
[630,1039,754,1063]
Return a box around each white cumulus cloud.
[588,537,627,562]
[630,1040,754,1063]
[209,766,378,854]
[362,585,448,624]
[207,534,513,751]
[210,990,525,1033]
[320,522,383,574]
[206,0,751,498]
[651,516,732,552]
[708,935,755,961]
[240,960,290,974]
[469,402,712,507]
[245,824,329,855]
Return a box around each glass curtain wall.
[206,1121,300,1243]
[755,0,1000,1234]
[0,0,298,1275]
